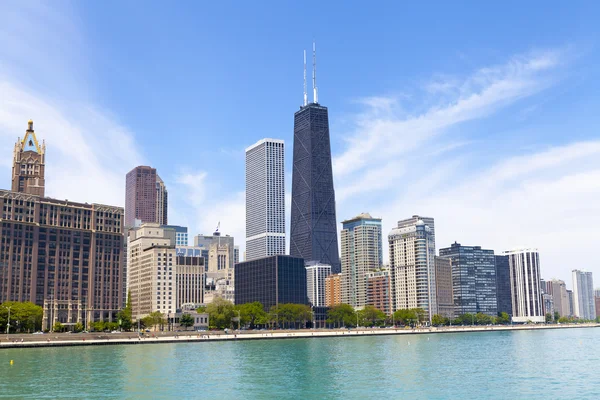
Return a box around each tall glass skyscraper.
[245,139,286,261]
[439,242,497,317]
[290,95,340,272]
[572,270,596,320]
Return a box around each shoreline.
[0,323,598,349]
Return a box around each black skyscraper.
[495,255,513,316]
[290,103,340,272]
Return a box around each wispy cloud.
[332,48,600,281]
[0,3,142,206]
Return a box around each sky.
[1,1,600,288]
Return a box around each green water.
[0,328,598,399]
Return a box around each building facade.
[546,279,569,317]
[434,256,454,318]
[125,166,167,228]
[290,102,341,273]
[439,242,497,317]
[245,138,286,261]
[163,225,188,246]
[388,218,437,321]
[340,213,382,308]
[504,248,544,323]
[234,255,308,310]
[495,255,513,316]
[176,255,204,309]
[366,270,392,316]
[572,270,596,320]
[155,175,168,226]
[305,263,331,307]
[0,189,124,323]
[567,289,574,317]
[11,120,45,197]
[127,224,177,318]
[325,273,342,307]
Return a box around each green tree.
[431,314,448,326]
[558,316,569,324]
[145,311,166,331]
[393,309,419,326]
[206,297,235,329]
[545,313,553,323]
[358,305,386,327]
[270,304,311,329]
[497,312,510,325]
[53,321,65,332]
[116,290,133,331]
[236,302,267,329]
[74,322,84,332]
[179,314,194,330]
[553,311,560,322]
[326,304,356,328]
[0,301,43,333]
[476,313,492,325]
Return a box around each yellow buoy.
[10,360,14,365]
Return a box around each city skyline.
[1,2,600,282]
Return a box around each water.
[0,328,598,399]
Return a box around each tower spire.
[312,41,318,104]
[303,50,308,106]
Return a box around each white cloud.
[333,48,600,283]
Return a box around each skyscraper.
[546,279,569,317]
[434,256,454,318]
[389,218,437,321]
[125,166,168,228]
[572,270,596,320]
[290,44,340,273]
[439,242,498,317]
[245,138,285,261]
[306,263,331,308]
[340,213,382,308]
[11,120,45,197]
[503,248,544,323]
[494,255,513,316]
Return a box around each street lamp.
[2,305,12,339]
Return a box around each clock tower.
[11,120,46,197]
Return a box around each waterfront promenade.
[0,323,597,349]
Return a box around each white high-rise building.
[245,139,286,261]
[503,248,544,323]
[340,213,382,308]
[388,218,437,322]
[306,263,332,307]
[572,270,596,320]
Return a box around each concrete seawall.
[0,323,597,349]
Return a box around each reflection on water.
[0,328,598,399]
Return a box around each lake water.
[0,328,598,399]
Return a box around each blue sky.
[1,1,600,285]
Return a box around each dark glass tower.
[290,103,341,273]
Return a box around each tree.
[53,321,65,332]
[545,313,553,323]
[270,304,312,329]
[179,314,194,330]
[74,322,84,332]
[476,313,492,325]
[147,311,166,331]
[326,304,356,328]
[0,301,43,333]
[358,306,386,327]
[116,290,133,331]
[206,297,235,329]
[431,314,447,326]
[497,312,510,325]
[393,309,419,326]
[553,311,560,322]
[236,302,267,329]
[558,316,569,324]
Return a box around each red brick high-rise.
[125,166,168,228]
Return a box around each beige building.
[340,213,382,308]
[127,224,177,319]
[176,256,204,308]
[325,273,343,307]
[546,279,569,317]
[434,256,454,318]
[11,120,46,197]
[389,218,437,321]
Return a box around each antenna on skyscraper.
[312,41,318,104]
[303,50,308,106]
